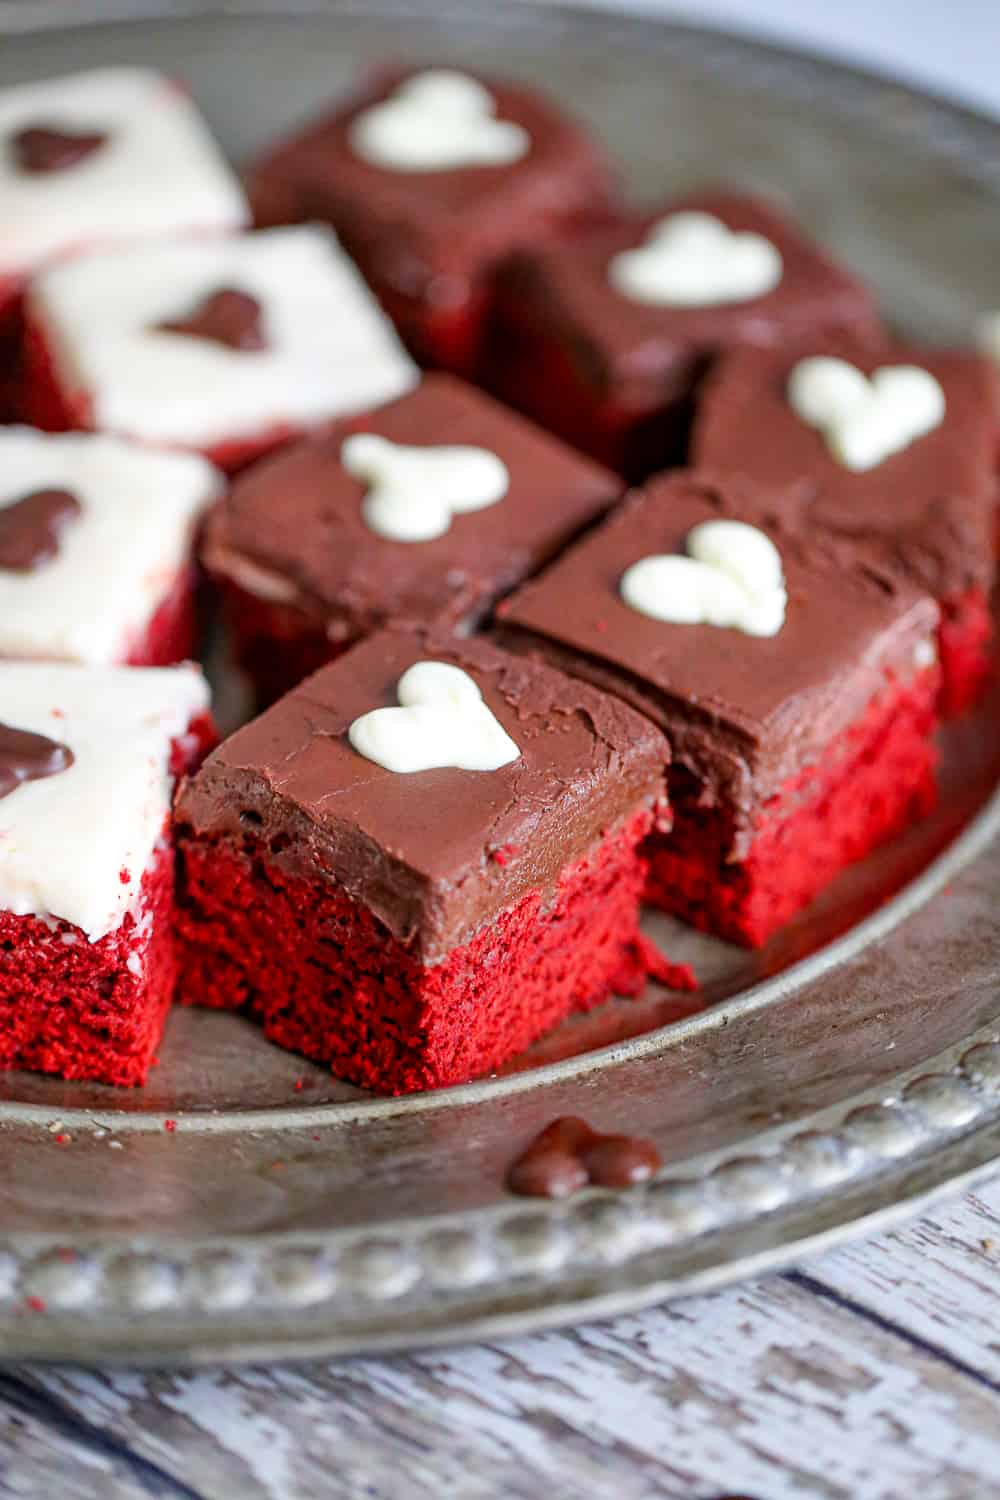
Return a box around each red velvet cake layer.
[645,668,939,948]
[177,807,692,1095]
[939,586,993,718]
[216,578,347,708]
[0,841,175,1086]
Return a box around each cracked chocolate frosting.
[175,629,669,959]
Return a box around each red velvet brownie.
[0,428,221,665]
[497,472,941,948]
[21,226,418,472]
[0,67,247,324]
[202,374,623,704]
[692,334,999,713]
[247,66,616,375]
[487,190,880,477]
[174,630,692,1095]
[0,662,213,1086]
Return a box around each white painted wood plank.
[13,1258,1000,1500]
[804,1179,1000,1385]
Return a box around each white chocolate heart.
[787,356,945,471]
[348,661,521,774]
[349,70,530,172]
[341,433,509,543]
[608,212,783,307]
[620,519,786,637]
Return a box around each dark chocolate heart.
[13,125,107,174]
[0,722,74,801]
[506,1116,662,1198]
[157,287,267,352]
[0,488,82,572]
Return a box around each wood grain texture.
[4,1180,1000,1500]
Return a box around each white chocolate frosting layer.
[0,67,248,278]
[0,428,220,663]
[29,225,420,449]
[0,662,209,940]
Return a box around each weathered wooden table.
[3,1178,999,1498]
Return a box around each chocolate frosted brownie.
[487,190,879,476]
[175,629,692,1094]
[498,471,940,946]
[203,374,623,703]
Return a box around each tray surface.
[2,0,1000,1364]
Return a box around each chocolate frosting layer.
[0,488,81,572]
[203,374,622,639]
[247,66,616,292]
[157,287,267,352]
[495,191,880,404]
[692,334,998,597]
[175,630,669,960]
[497,471,939,850]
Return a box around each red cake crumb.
[177,806,674,1095]
[646,668,939,948]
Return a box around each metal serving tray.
[2,0,1000,1364]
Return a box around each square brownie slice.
[497,472,941,948]
[247,65,616,375]
[0,662,213,1086]
[692,333,999,713]
[0,428,221,665]
[174,630,691,1095]
[0,67,247,320]
[487,190,880,478]
[202,373,624,704]
[21,225,418,472]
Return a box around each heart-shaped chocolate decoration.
[0,722,74,801]
[0,488,82,572]
[157,287,267,352]
[506,1116,662,1198]
[13,124,107,175]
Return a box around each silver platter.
[2,0,1000,1364]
